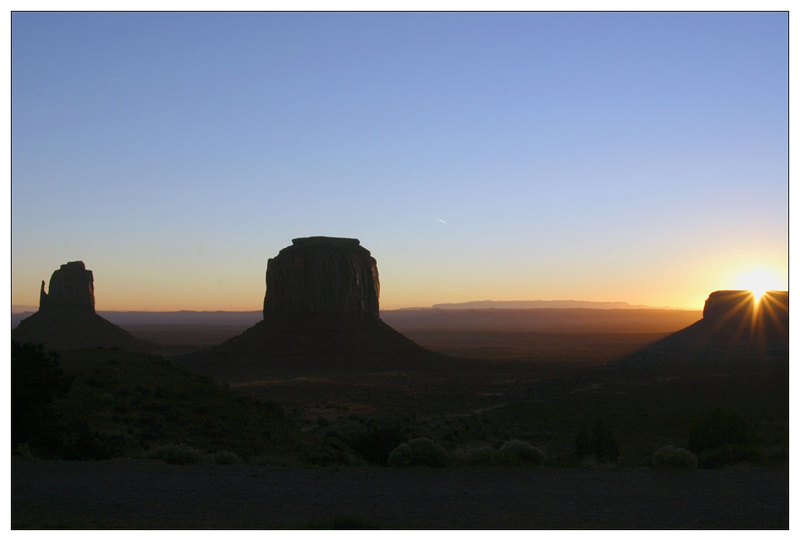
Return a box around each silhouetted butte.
[179,237,450,380]
[617,289,788,368]
[12,261,152,352]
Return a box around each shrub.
[451,446,495,466]
[348,425,406,466]
[688,409,756,453]
[146,443,205,465]
[209,450,242,465]
[492,439,545,466]
[63,428,129,460]
[652,446,697,470]
[696,444,763,469]
[388,438,449,468]
[11,341,73,455]
[687,409,761,468]
[574,421,620,464]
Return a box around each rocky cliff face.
[703,289,788,328]
[39,261,96,312]
[702,290,755,322]
[263,237,380,319]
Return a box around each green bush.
[146,443,205,465]
[688,409,761,468]
[11,341,73,455]
[493,439,545,466]
[62,427,129,460]
[209,450,242,465]
[574,421,620,463]
[652,445,697,470]
[388,438,449,468]
[451,445,495,466]
[696,444,763,469]
[348,425,406,466]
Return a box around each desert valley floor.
[11,307,790,529]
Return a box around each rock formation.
[179,237,450,380]
[701,290,755,321]
[12,261,152,352]
[702,290,788,330]
[263,237,379,318]
[38,261,96,312]
[618,289,788,369]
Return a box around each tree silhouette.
[11,341,73,454]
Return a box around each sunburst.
[730,268,785,304]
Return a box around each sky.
[10,11,789,311]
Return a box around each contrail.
[436,218,447,224]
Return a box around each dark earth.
[12,457,788,529]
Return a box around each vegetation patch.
[652,445,697,470]
[492,439,545,466]
[388,437,449,468]
[11,343,331,465]
[145,443,205,465]
[451,445,495,466]
[574,420,621,465]
[688,409,762,468]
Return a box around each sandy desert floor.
[12,457,788,529]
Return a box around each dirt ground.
[11,457,788,529]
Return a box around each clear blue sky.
[11,12,788,311]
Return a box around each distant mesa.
[179,237,449,380]
[618,289,788,367]
[430,300,662,310]
[12,261,152,352]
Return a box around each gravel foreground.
[12,457,788,529]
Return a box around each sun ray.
[729,268,785,304]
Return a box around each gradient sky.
[11,11,789,311]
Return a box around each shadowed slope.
[12,309,152,352]
[176,314,454,382]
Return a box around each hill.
[13,344,338,465]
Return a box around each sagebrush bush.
[574,421,620,463]
[696,444,763,469]
[688,409,755,453]
[146,443,205,465]
[492,439,545,466]
[652,445,697,470]
[687,409,762,468]
[209,450,242,465]
[388,438,449,468]
[451,446,495,466]
[348,425,406,465]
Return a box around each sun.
[729,268,785,302]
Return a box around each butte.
[12,261,152,352]
[178,237,451,381]
[617,289,788,369]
